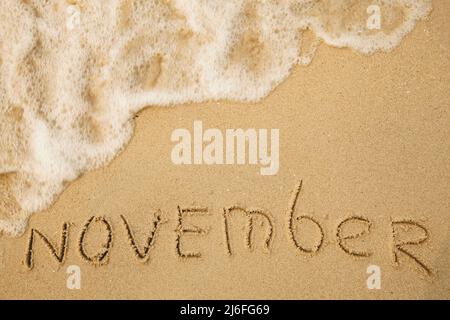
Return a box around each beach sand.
[0,1,449,300]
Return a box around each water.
[0,0,432,236]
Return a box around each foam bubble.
[0,0,432,236]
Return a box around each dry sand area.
[0,1,449,299]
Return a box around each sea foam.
[0,0,432,236]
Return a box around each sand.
[0,1,449,299]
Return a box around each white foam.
[0,0,432,236]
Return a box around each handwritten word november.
[24,181,432,276]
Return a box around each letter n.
[25,223,70,270]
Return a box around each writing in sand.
[23,181,434,277]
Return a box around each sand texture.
[0,0,449,299]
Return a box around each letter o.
[78,216,113,266]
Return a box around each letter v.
[120,213,163,263]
